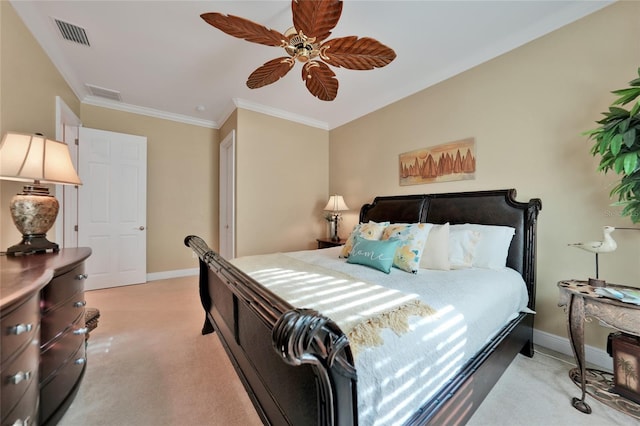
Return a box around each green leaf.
[623,152,639,174]
[624,128,637,148]
[611,133,623,156]
[630,77,640,87]
[614,155,626,173]
[631,100,640,116]
[620,117,631,132]
[612,88,640,106]
[609,106,630,117]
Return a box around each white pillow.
[419,223,450,270]
[449,229,481,269]
[450,224,516,269]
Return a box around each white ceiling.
[11,1,614,130]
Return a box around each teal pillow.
[347,236,400,274]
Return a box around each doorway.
[219,130,235,259]
[77,127,147,290]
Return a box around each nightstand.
[316,238,346,249]
[558,279,640,418]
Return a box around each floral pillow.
[381,223,431,273]
[339,221,390,258]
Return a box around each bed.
[185,188,542,425]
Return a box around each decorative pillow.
[347,236,400,274]
[419,223,450,271]
[450,224,516,269]
[339,221,389,258]
[449,229,481,269]
[381,223,431,273]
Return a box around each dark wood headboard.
[360,189,542,309]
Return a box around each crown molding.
[231,98,329,130]
[82,96,218,129]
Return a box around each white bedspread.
[281,246,531,426]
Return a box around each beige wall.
[80,105,218,273]
[329,1,640,350]
[0,2,80,249]
[235,108,329,256]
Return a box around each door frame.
[219,130,236,259]
[55,96,81,248]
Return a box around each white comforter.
[282,246,531,426]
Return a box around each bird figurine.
[568,226,617,281]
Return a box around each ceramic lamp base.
[6,188,60,256]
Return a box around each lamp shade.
[324,195,349,212]
[0,132,82,185]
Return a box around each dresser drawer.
[1,377,38,426]
[40,264,86,313]
[1,340,39,422]
[40,291,85,345]
[40,316,86,383]
[1,294,39,365]
[39,342,86,425]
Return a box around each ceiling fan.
[201,0,396,101]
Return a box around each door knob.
[138,226,145,230]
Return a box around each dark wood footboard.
[185,235,358,425]
[185,188,541,426]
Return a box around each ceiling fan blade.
[292,0,342,41]
[247,57,295,89]
[201,13,286,47]
[302,61,338,101]
[320,36,397,70]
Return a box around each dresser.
[1,248,91,426]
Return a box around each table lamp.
[323,194,349,241]
[0,132,82,255]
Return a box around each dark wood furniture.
[185,189,541,425]
[558,279,640,417]
[316,238,346,249]
[0,248,91,426]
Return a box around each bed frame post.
[273,309,358,425]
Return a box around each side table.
[558,279,640,418]
[316,238,346,249]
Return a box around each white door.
[78,127,147,290]
[219,130,235,259]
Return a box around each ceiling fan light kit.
[201,0,396,101]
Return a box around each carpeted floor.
[58,276,637,425]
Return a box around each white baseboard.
[146,268,198,282]
[534,329,612,371]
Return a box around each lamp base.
[6,234,59,256]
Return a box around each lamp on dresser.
[0,131,82,255]
[324,194,349,241]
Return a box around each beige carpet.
[59,276,636,426]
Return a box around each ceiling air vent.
[54,18,90,46]
[86,84,122,102]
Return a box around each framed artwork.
[399,137,476,186]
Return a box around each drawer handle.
[9,370,32,385]
[76,273,88,280]
[74,300,87,308]
[8,323,33,335]
[12,416,31,426]
[74,357,87,365]
[73,327,89,335]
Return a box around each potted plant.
[585,68,640,223]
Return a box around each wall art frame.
[399,137,476,186]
